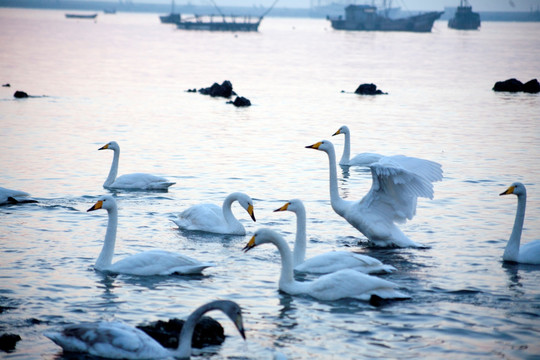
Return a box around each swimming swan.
[99,141,175,190]
[88,195,213,275]
[332,125,383,166]
[274,199,396,274]
[0,187,37,205]
[500,182,540,264]
[306,140,442,248]
[173,192,256,235]
[45,300,245,359]
[243,228,409,301]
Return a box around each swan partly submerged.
[274,199,396,274]
[243,228,409,301]
[500,182,540,264]
[45,300,246,359]
[0,187,37,205]
[88,195,213,275]
[332,125,383,166]
[99,141,175,190]
[306,140,442,248]
[173,192,256,235]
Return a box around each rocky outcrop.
[198,80,235,98]
[354,83,387,95]
[493,78,539,93]
[228,96,251,107]
[13,91,28,98]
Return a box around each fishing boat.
[65,13,98,19]
[327,3,443,32]
[159,0,181,24]
[448,0,480,30]
[176,15,262,31]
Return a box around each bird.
[0,187,37,205]
[274,199,396,274]
[173,192,256,235]
[332,125,383,166]
[306,140,442,248]
[98,141,175,190]
[243,228,409,301]
[87,195,213,275]
[499,182,540,264]
[45,300,246,359]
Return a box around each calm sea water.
[1,8,539,359]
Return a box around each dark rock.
[186,88,197,93]
[13,91,28,98]
[492,78,524,92]
[0,333,21,352]
[522,78,540,93]
[354,83,386,95]
[228,96,251,107]
[137,316,224,349]
[198,80,234,98]
[2,83,10,87]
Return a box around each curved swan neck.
[174,302,216,358]
[268,233,295,287]
[292,206,307,267]
[222,194,241,226]
[324,145,348,216]
[104,148,120,187]
[95,207,118,270]
[503,192,526,261]
[340,131,352,165]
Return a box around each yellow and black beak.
[332,129,342,136]
[247,204,256,222]
[273,202,290,212]
[242,235,257,253]
[87,200,103,212]
[305,141,322,150]
[500,186,515,196]
[98,144,109,150]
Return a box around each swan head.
[243,228,279,252]
[234,193,256,222]
[98,141,119,151]
[204,300,246,340]
[500,182,526,197]
[332,125,350,137]
[305,140,335,153]
[273,199,304,214]
[87,195,117,212]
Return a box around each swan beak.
[247,204,256,222]
[87,200,103,212]
[332,129,341,136]
[98,144,109,150]
[273,202,289,212]
[305,141,322,150]
[234,314,246,340]
[242,235,257,252]
[500,185,515,196]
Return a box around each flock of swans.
[3,125,539,359]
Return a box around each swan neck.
[174,303,214,358]
[222,195,240,226]
[503,193,526,261]
[95,207,117,270]
[340,132,351,164]
[326,146,347,216]
[292,208,307,267]
[271,234,295,287]
[104,148,119,187]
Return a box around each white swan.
[243,228,409,301]
[173,192,256,235]
[500,182,540,264]
[45,300,245,359]
[99,141,175,190]
[306,140,443,248]
[0,187,36,205]
[88,195,213,275]
[332,125,383,166]
[274,199,396,274]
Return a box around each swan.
[500,182,540,264]
[173,192,256,235]
[306,140,443,248]
[88,195,213,275]
[274,199,396,274]
[99,141,175,190]
[243,228,409,301]
[332,125,383,166]
[0,187,37,205]
[45,300,246,359]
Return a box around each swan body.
[274,199,396,274]
[88,195,213,275]
[0,187,37,205]
[500,182,540,264]
[173,192,256,235]
[99,141,175,190]
[332,125,383,166]
[243,228,409,301]
[45,300,246,359]
[306,140,442,248]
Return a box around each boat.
[176,15,262,31]
[160,0,181,24]
[327,4,443,32]
[448,0,480,30]
[65,13,98,19]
